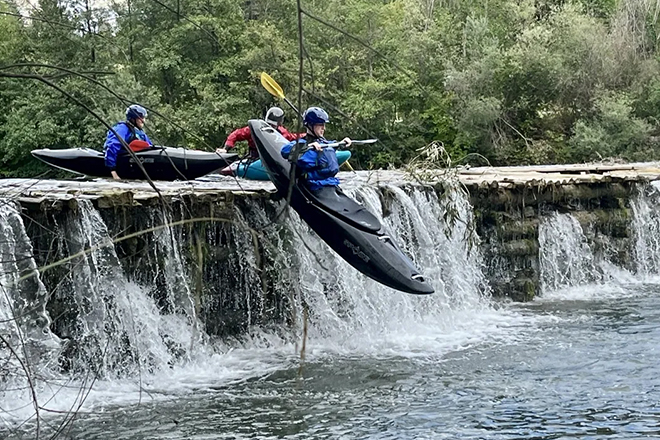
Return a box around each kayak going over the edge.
[248,107,434,295]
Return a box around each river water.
[4,281,658,439]
[2,180,660,439]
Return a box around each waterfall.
[538,213,603,292]
[57,200,167,375]
[538,210,641,294]
[151,209,206,353]
[632,181,660,276]
[8,179,660,376]
[0,200,61,351]
[195,199,273,338]
[54,200,203,376]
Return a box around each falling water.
[150,209,206,354]
[0,200,61,422]
[538,210,640,296]
[538,213,603,292]
[55,200,186,376]
[537,183,660,294]
[632,181,660,276]
[0,200,60,351]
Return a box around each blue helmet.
[126,104,148,121]
[303,107,329,127]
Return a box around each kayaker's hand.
[216,148,227,154]
[341,137,352,148]
[309,142,323,151]
[111,170,121,180]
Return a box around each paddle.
[260,72,307,173]
[261,72,300,115]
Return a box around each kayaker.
[217,107,302,158]
[280,106,352,191]
[104,104,153,180]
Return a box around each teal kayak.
[222,150,352,180]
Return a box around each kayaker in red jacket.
[216,107,303,158]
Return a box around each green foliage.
[631,72,660,131]
[570,91,652,162]
[2,0,660,177]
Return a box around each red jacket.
[225,125,304,157]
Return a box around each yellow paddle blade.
[260,72,285,99]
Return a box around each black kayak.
[248,119,434,295]
[31,147,238,181]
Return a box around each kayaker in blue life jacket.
[104,104,153,180]
[281,106,352,191]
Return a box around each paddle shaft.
[318,139,378,149]
[283,97,300,116]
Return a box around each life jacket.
[299,135,340,183]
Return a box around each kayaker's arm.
[281,139,307,162]
[224,126,252,150]
[218,126,253,154]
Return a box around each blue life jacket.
[104,122,152,170]
[281,137,340,190]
